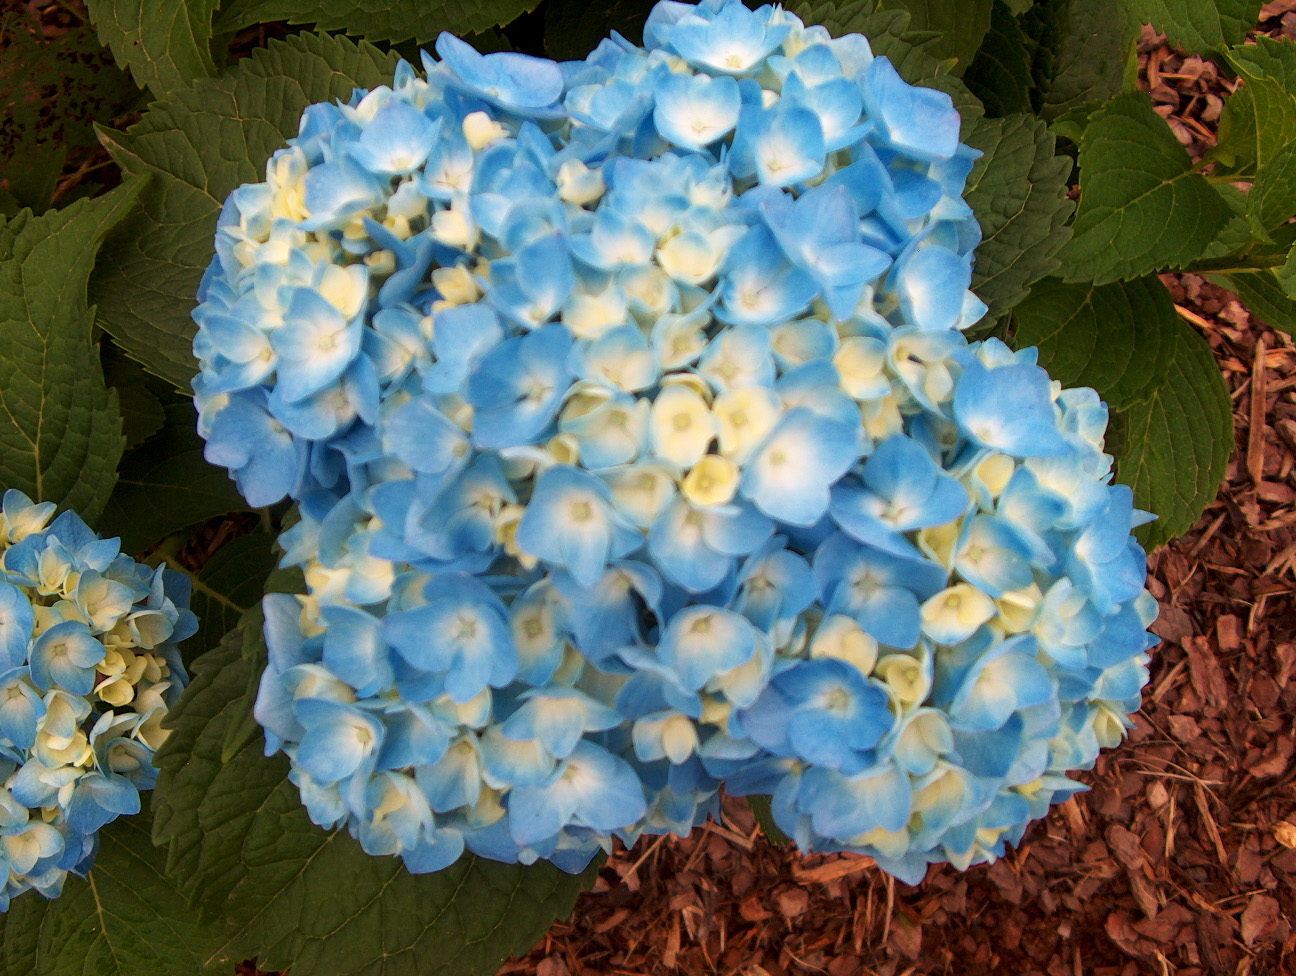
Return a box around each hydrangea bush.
[0,491,193,910]
[189,0,1158,884]
[3,0,1282,971]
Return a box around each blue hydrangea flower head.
[0,491,193,911]
[196,0,1157,882]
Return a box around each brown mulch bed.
[501,11,1296,976]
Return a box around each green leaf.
[1021,0,1139,120]
[1278,244,1296,300]
[1013,277,1231,546]
[88,32,398,390]
[1212,36,1296,178]
[1047,100,1104,145]
[964,113,1074,320]
[101,344,168,451]
[1194,181,1253,259]
[97,403,253,555]
[1192,218,1296,335]
[1206,266,1296,334]
[1061,92,1232,285]
[214,0,539,43]
[964,1,1037,117]
[877,0,995,72]
[1248,138,1296,238]
[1121,0,1263,54]
[155,611,599,976]
[84,0,220,96]
[0,182,142,524]
[0,807,209,976]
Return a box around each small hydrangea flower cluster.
[194,0,1157,882]
[0,491,194,910]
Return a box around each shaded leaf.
[1248,139,1296,237]
[964,113,1074,320]
[1193,181,1253,259]
[1212,36,1296,178]
[1122,0,1264,54]
[0,182,140,524]
[154,609,599,976]
[101,343,167,451]
[97,403,253,555]
[1022,0,1139,120]
[1013,277,1231,546]
[84,0,220,95]
[1209,267,1296,334]
[1278,243,1296,300]
[0,808,209,976]
[215,0,539,43]
[877,0,995,72]
[1062,92,1232,284]
[90,32,398,390]
[1196,221,1296,336]
[964,0,1037,117]
[1246,137,1296,239]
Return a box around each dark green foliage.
[1021,0,1139,119]
[153,613,601,976]
[878,0,995,71]
[98,403,254,554]
[964,1,1036,117]
[101,343,169,451]
[0,181,143,524]
[1211,36,1296,179]
[84,0,221,95]
[1062,93,1233,284]
[1122,0,1265,55]
[964,113,1075,319]
[0,809,210,976]
[1013,277,1232,546]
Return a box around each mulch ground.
[500,10,1296,976]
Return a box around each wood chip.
[1240,894,1281,946]
[793,857,876,885]
[1248,335,1269,484]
